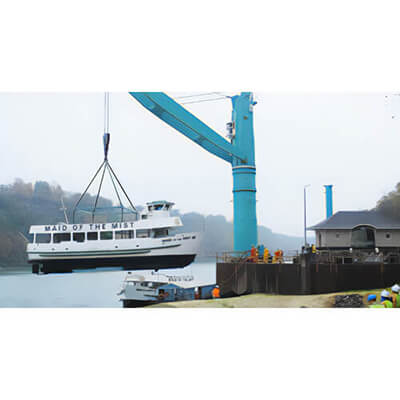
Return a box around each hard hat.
[381,289,391,298]
[216,285,219,288]
[367,294,377,302]
[391,284,400,293]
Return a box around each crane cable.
[72,92,137,223]
[104,92,110,134]
[174,92,232,105]
[181,96,231,105]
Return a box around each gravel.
[334,294,364,308]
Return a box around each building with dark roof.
[308,210,400,250]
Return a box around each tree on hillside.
[376,182,400,218]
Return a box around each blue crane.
[128,92,258,252]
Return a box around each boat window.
[141,215,147,220]
[53,233,71,243]
[28,234,34,243]
[137,229,150,238]
[154,204,163,210]
[73,232,85,243]
[152,228,168,238]
[87,232,98,241]
[36,233,51,244]
[100,231,113,240]
[115,230,134,239]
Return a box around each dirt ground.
[149,289,385,308]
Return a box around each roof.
[308,210,400,230]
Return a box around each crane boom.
[129,92,247,163]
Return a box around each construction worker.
[367,294,383,308]
[258,244,265,261]
[263,248,269,263]
[212,285,220,299]
[380,289,393,308]
[250,245,257,263]
[274,249,283,263]
[391,284,400,307]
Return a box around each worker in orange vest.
[212,285,220,299]
[250,245,257,263]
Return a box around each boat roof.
[124,273,198,289]
[146,200,175,206]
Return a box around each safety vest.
[382,300,393,308]
[392,294,400,308]
[212,288,220,298]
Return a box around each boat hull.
[122,299,159,308]
[32,254,196,274]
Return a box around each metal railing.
[216,251,250,263]
[216,250,299,264]
[304,248,400,264]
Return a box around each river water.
[0,260,216,307]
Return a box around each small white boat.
[27,201,201,274]
[118,272,215,307]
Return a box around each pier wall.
[216,262,400,296]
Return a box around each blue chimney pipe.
[324,185,333,218]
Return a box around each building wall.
[316,228,400,248]
[375,230,400,247]
[317,229,351,248]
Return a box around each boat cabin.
[141,200,175,220]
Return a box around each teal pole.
[324,185,333,218]
[231,93,258,251]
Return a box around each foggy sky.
[1,92,399,237]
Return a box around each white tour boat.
[27,201,201,274]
